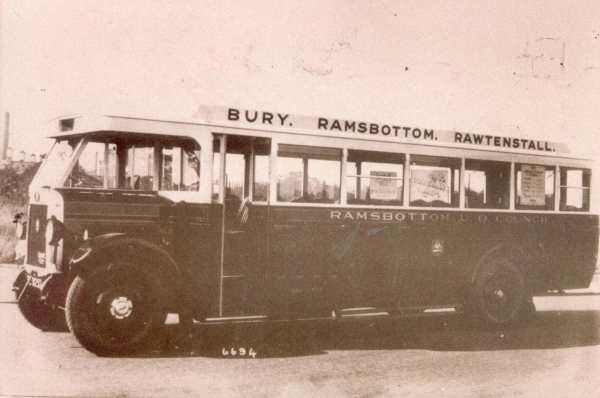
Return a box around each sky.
[1,0,599,163]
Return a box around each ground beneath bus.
[1,264,599,398]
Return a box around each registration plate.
[28,275,44,289]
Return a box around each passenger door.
[213,134,270,317]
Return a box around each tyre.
[469,259,533,329]
[14,272,69,332]
[65,263,168,356]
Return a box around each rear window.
[559,167,590,211]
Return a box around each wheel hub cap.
[110,296,133,319]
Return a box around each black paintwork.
[26,188,599,319]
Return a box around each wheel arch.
[466,243,537,328]
[470,243,531,286]
[68,233,182,310]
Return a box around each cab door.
[213,134,271,317]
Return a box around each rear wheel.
[469,259,533,329]
[65,263,167,356]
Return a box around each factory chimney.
[1,112,9,164]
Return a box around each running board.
[166,305,460,325]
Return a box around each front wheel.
[468,259,534,329]
[65,264,167,356]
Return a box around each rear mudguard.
[470,244,530,285]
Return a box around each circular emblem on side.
[432,239,444,256]
[34,192,41,202]
[35,219,40,233]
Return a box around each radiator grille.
[26,205,47,267]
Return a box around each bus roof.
[46,106,590,162]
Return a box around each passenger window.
[410,155,460,208]
[212,136,271,203]
[559,168,590,211]
[465,160,510,209]
[253,154,269,202]
[212,150,222,202]
[277,145,341,203]
[515,164,555,210]
[347,150,404,206]
[161,144,200,191]
[213,152,246,200]
[65,142,117,188]
[126,146,154,190]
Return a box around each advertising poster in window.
[410,167,451,203]
[370,171,397,200]
[521,164,546,206]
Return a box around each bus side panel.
[332,222,402,310]
[539,214,599,291]
[221,204,270,317]
[395,220,465,308]
[266,207,599,316]
[440,212,599,297]
[268,207,359,318]
[167,203,223,318]
[267,207,472,313]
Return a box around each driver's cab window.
[65,142,117,188]
[125,146,154,190]
[161,144,201,191]
[62,136,201,192]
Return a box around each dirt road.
[1,265,599,398]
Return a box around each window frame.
[160,144,201,192]
[264,140,593,212]
[275,143,343,205]
[559,166,591,212]
[57,135,202,193]
[346,149,406,207]
[408,154,461,208]
[514,162,556,211]
[211,135,271,204]
[464,159,511,210]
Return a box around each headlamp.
[13,213,27,240]
[15,220,26,240]
[46,217,65,246]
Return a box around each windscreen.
[31,138,82,188]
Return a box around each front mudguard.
[67,233,183,313]
[13,268,74,308]
[68,233,126,275]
